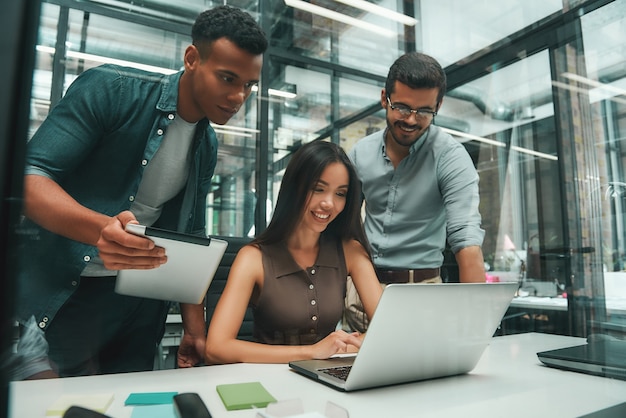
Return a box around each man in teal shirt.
[16,6,267,377]
[346,52,486,332]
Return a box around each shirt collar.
[156,70,183,113]
[275,234,340,278]
[410,126,431,153]
[381,126,432,157]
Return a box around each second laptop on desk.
[537,334,626,381]
[289,282,518,391]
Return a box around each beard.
[385,117,429,148]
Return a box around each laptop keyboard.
[319,365,352,381]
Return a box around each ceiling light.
[211,128,253,138]
[562,72,626,97]
[552,80,626,106]
[442,127,506,148]
[510,145,558,161]
[284,0,396,38]
[333,0,417,26]
[268,88,297,99]
[209,124,260,134]
[251,85,298,99]
[210,124,259,139]
[442,127,558,161]
[36,45,178,75]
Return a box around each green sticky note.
[216,382,276,411]
[124,392,178,406]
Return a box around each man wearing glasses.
[345,52,486,332]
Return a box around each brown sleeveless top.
[252,233,348,345]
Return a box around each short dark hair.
[254,141,370,254]
[192,5,267,58]
[385,52,447,103]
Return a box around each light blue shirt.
[348,126,484,269]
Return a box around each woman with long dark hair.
[205,140,382,364]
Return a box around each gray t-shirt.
[131,113,197,225]
[81,113,196,276]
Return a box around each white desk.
[510,295,626,316]
[9,333,626,418]
[510,296,569,311]
[505,271,626,316]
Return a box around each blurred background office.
[3,0,626,388]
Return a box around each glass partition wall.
[20,0,626,352]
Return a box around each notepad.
[46,393,114,416]
[125,392,178,405]
[216,382,276,411]
[130,404,177,418]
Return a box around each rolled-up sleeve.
[25,66,123,183]
[438,144,485,253]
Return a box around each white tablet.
[114,224,228,304]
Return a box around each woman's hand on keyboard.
[311,330,362,359]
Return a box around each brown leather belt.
[375,268,441,284]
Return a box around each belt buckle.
[408,270,414,283]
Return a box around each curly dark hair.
[192,5,267,58]
[385,52,447,104]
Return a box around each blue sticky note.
[130,404,176,418]
[125,392,177,405]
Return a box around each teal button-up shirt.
[17,64,218,328]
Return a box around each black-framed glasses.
[386,97,437,120]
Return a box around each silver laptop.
[115,224,228,304]
[537,335,626,380]
[289,282,518,391]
